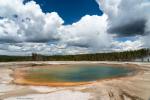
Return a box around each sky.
[24,0,103,24]
[0,0,150,55]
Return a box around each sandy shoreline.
[0,61,150,100]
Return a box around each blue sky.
[24,0,103,24]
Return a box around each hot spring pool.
[15,64,134,86]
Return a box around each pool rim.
[12,63,142,87]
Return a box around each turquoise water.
[25,65,133,82]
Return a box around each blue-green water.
[24,65,133,82]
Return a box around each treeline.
[0,49,149,62]
[0,55,32,62]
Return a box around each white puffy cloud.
[0,0,63,43]
[0,0,150,55]
[0,42,92,55]
[112,39,143,51]
[0,18,22,42]
[0,0,114,55]
[59,14,113,52]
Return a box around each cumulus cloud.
[112,39,143,51]
[96,0,150,36]
[0,42,92,55]
[59,14,112,51]
[0,0,63,43]
[0,43,51,55]
[0,0,150,55]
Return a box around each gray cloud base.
[97,0,150,37]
